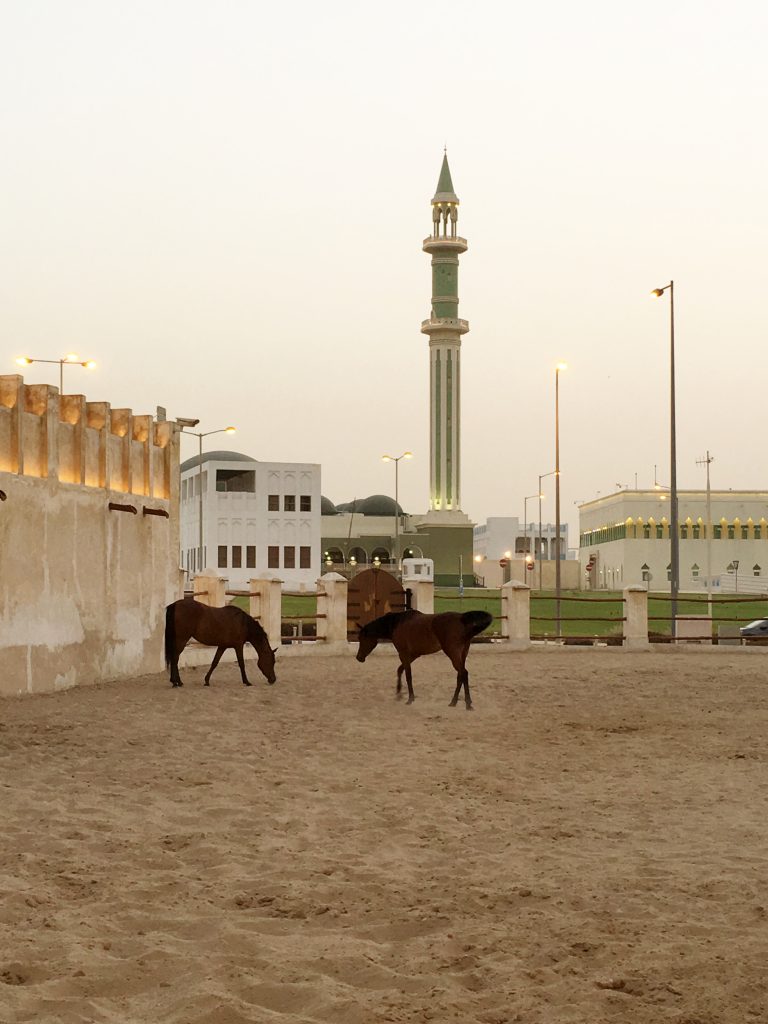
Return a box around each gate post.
[193,570,227,607]
[501,581,530,650]
[316,572,349,650]
[249,577,283,647]
[623,585,650,649]
[408,580,434,614]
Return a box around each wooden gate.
[347,567,409,630]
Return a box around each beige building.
[579,489,768,592]
[0,374,180,696]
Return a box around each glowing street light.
[555,362,568,638]
[381,451,412,571]
[180,424,236,572]
[15,353,97,394]
[652,281,678,635]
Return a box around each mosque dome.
[358,494,405,517]
[180,450,255,472]
[320,496,338,516]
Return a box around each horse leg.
[396,664,405,700]
[234,644,252,686]
[204,646,227,686]
[171,628,193,687]
[404,662,416,705]
[448,644,473,710]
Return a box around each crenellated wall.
[0,374,181,696]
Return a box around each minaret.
[421,152,469,518]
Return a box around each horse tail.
[461,609,493,640]
[165,602,176,668]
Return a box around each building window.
[246,545,256,568]
[218,546,227,569]
[268,545,279,568]
[742,526,749,540]
[216,469,255,493]
[754,564,762,577]
[641,563,650,582]
[300,546,311,568]
[284,546,296,569]
[727,525,735,539]
[755,526,762,540]
[680,525,688,539]
[692,524,701,539]
[643,524,651,539]
[666,563,672,581]
[714,524,722,539]
[300,495,312,512]
[656,524,663,539]
[691,563,700,578]
[268,494,279,511]
[232,546,242,569]
[284,495,296,512]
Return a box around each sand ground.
[1,648,767,1024]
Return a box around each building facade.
[579,489,768,592]
[180,451,321,590]
[473,516,572,589]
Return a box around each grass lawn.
[232,588,768,640]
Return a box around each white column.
[501,581,530,650]
[623,585,650,649]
[316,572,349,649]
[408,580,435,614]
[249,577,283,647]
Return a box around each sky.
[2,0,767,541]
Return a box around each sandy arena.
[2,648,768,1024]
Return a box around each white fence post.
[501,581,530,650]
[193,570,227,607]
[408,579,434,614]
[316,572,349,649]
[623,585,650,649]
[249,577,283,647]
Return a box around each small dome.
[320,496,338,516]
[335,498,366,513]
[359,494,405,517]
[180,450,255,472]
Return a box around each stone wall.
[0,374,181,696]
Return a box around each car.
[739,619,768,638]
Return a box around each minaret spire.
[421,153,469,516]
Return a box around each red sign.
[499,558,509,567]
[526,561,535,571]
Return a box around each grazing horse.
[356,609,493,710]
[164,599,277,688]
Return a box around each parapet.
[0,374,179,499]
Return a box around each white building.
[180,450,321,590]
[579,489,768,592]
[473,516,573,589]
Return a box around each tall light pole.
[523,491,540,564]
[382,451,412,571]
[16,353,97,394]
[696,451,714,618]
[652,282,678,635]
[538,470,555,591]
[555,363,567,638]
[181,425,236,573]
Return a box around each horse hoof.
[465,704,474,711]
[203,681,210,687]
[448,699,458,707]
[243,681,252,687]
[406,698,415,705]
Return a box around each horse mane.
[244,611,269,647]
[360,610,417,640]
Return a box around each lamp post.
[696,451,714,618]
[382,451,412,572]
[15,353,97,394]
[537,470,555,591]
[652,282,678,635]
[523,492,540,566]
[181,425,236,573]
[555,363,567,638]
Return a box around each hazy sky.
[2,1,767,539]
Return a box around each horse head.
[356,622,378,662]
[257,645,278,685]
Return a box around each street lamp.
[538,470,556,591]
[15,353,97,394]
[523,492,541,568]
[180,424,236,573]
[555,362,567,638]
[381,451,412,571]
[652,281,678,635]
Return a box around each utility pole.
[696,451,714,620]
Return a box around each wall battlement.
[0,374,176,498]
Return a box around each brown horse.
[356,609,493,709]
[165,599,277,688]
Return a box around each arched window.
[754,564,762,577]
[691,563,700,578]
[370,546,392,565]
[643,524,651,539]
[666,563,672,581]
[641,563,651,582]
[348,546,368,566]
